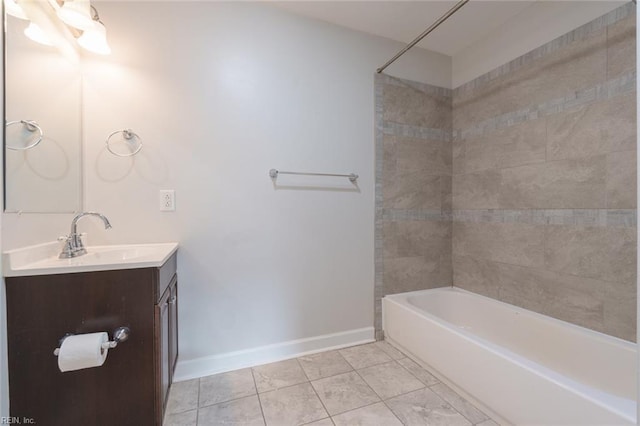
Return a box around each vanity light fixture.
[24,22,53,46]
[77,5,110,55]
[56,0,94,30]
[4,0,111,54]
[4,0,27,20]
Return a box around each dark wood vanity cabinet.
[157,274,179,422]
[5,252,178,426]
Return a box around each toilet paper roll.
[57,332,109,372]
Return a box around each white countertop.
[3,241,179,277]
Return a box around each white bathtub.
[383,287,637,425]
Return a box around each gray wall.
[375,4,637,342]
[374,75,453,339]
[452,4,636,342]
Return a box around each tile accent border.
[453,3,635,96]
[456,71,636,139]
[383,122,451,142]
[374,73,385,340]
[453,209,637,228]
[382,209,451,222]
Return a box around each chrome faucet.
[59,212,112,259]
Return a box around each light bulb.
[24,22,53,46]
[4,0,28,20]
[57,0,94,30]
[78,20,111,55]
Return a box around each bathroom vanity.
[3,242,178,426]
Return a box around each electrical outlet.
[159,190,175,211]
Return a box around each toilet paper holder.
[53,327,131,356]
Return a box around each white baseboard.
[173,326,375,382]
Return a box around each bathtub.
[383,287,637,425]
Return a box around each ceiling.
[272,1,538,57]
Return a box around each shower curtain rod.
[376,0,470,74]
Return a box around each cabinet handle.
[168,296,177,305]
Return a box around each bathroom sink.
[73,245,164,263]
[3,241,178,277]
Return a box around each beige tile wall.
[374,75,452,338]
[451,7,637,341]
[376,4,636,342]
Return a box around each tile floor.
[164,341,499,426]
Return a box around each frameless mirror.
[4,1,82,213]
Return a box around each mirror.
[4,2,82,213]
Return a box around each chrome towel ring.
[106,129,142,157]
[5,120,44,150]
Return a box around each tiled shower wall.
[374,75,453,339]
[452,4,636,342]
[375,4,637,342]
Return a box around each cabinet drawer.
[155,252,177,303]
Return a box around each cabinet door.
[168,277,179,381]
[156,286,171,422]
